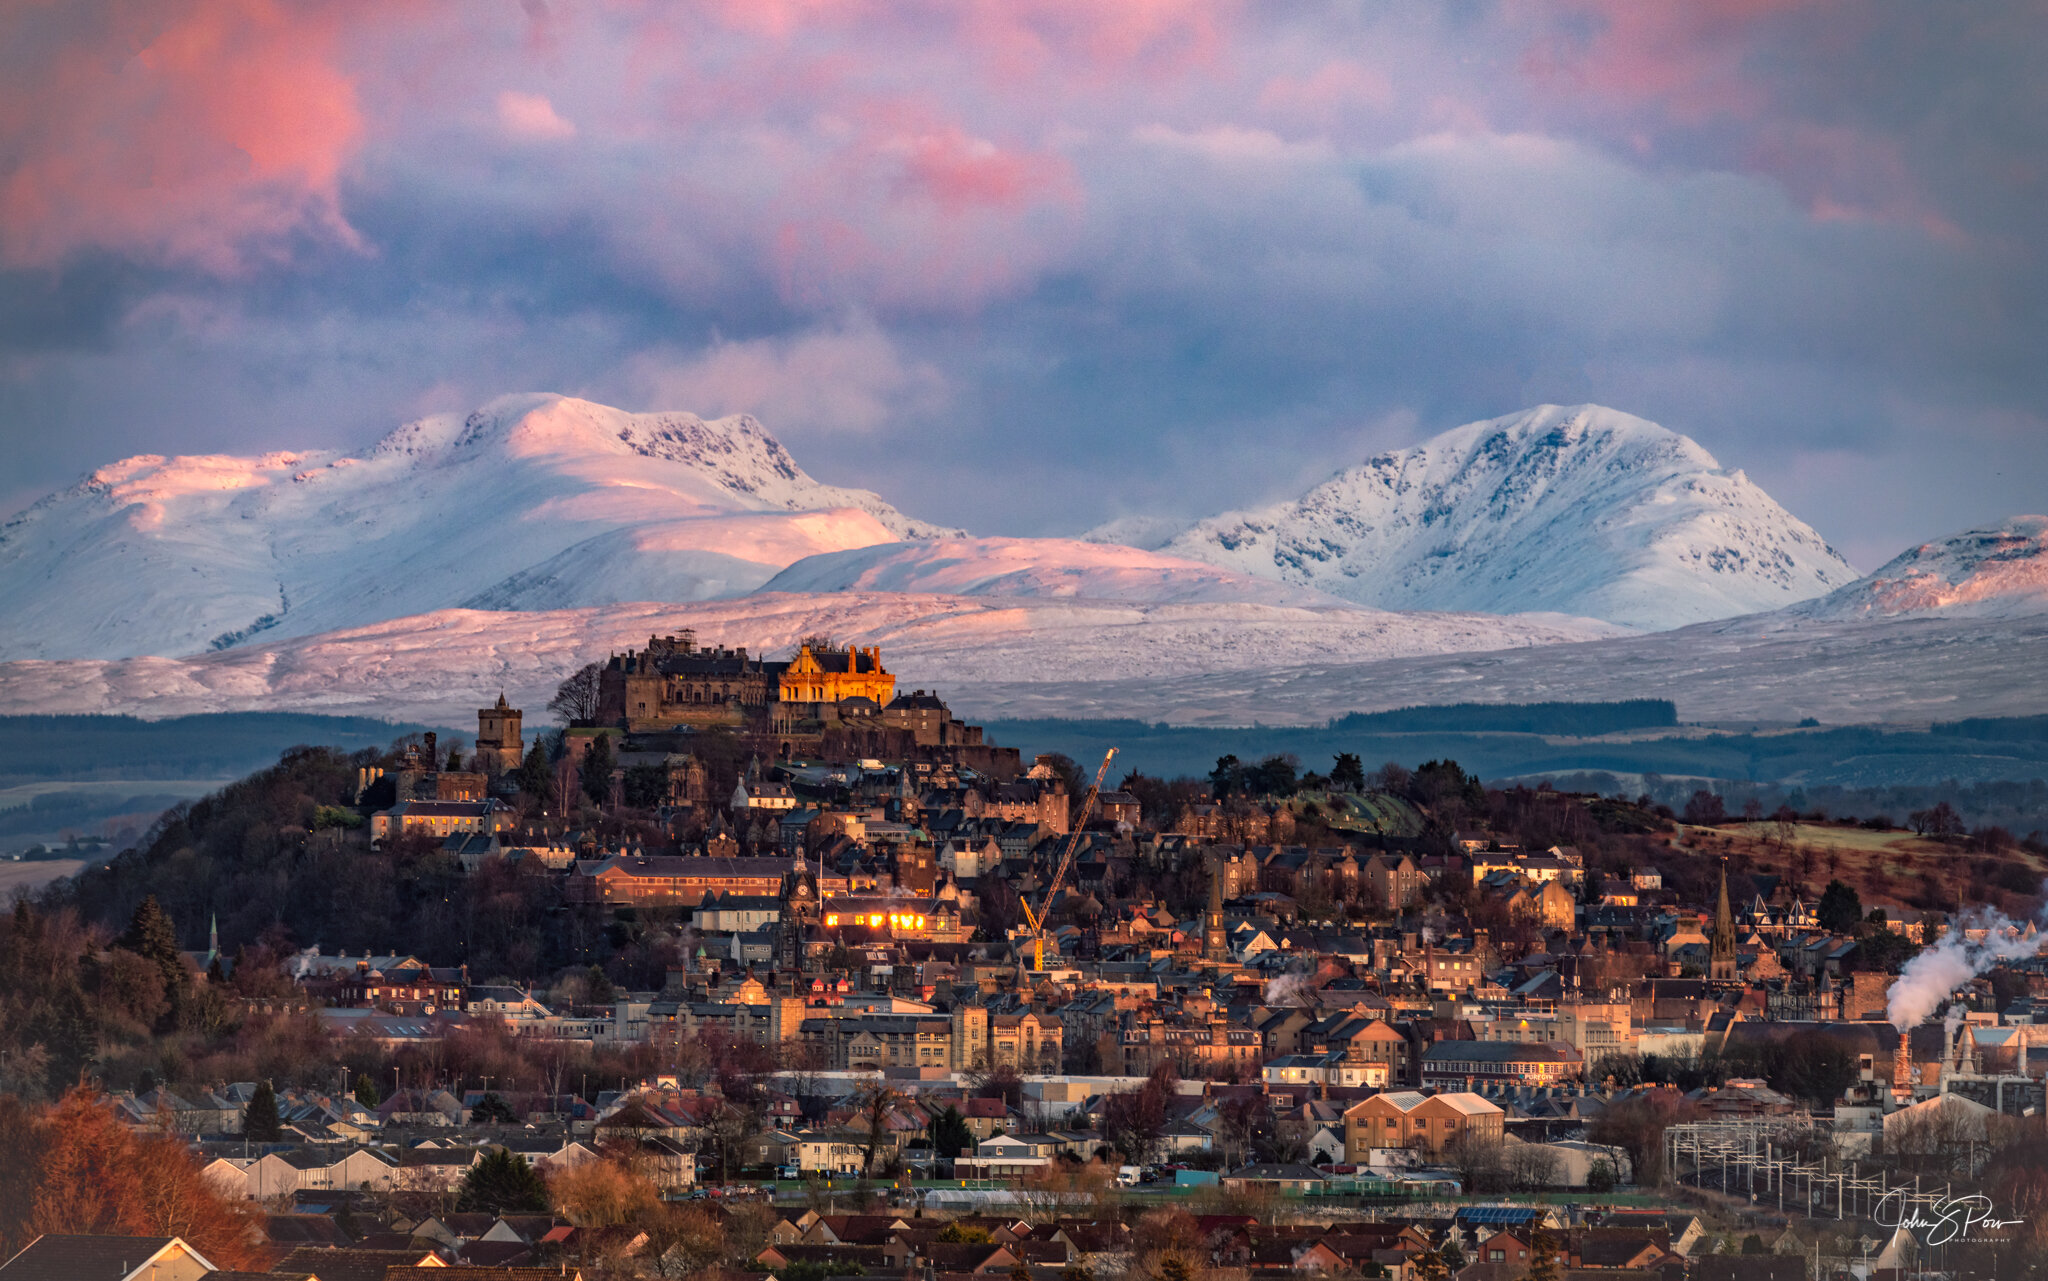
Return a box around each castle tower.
[1709,861,1739,982]
[474,693,524,776]
[1203,853,1229,963]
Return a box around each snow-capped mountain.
[759,536,1356,607]
[0,394,953,660]
[1788,516,2048,621]
[1091,404,1859,631]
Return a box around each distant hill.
[1789,515,2048,621]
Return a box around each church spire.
[1710,861,1738,981]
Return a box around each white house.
[953,1134,1055,1178]
[198,1157,250,1199]
[732,781,798,812]
[244,1147,399,1198]
[1262,1051,1390,1089]
[792,1129,867,1175]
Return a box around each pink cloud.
[763,103,1079,313]
[1256,59,1395,130]
[0,0,386,271]
[1520,0,1812,125]
[892,122,1073,213]
[1751,123,1967,243]
[1516,1,1965,240]
[496,90,577,141]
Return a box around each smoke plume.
[1886,909,2046,1029]
[1263,970,1314,1007]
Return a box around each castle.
[595,631,1018,775]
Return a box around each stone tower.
[777,853,820,974]
[474,693,524,776]
[1709,861,1739,982]
[1203,852,1229,963]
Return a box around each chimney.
[1893,1029,1911,1093]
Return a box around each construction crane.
[1021,747,1117,971]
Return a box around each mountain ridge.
[1090,404,1860,630]
[758,536,1365,608]
[0,394,955,661]
[1788,515,2048,621]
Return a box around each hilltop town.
[3,634,2047,1280]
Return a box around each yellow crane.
[1021,747,1117,971]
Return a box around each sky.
[1,2,2043,570]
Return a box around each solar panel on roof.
[1457,1206,1542,1223]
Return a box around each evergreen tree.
[120,896,186,1024]
[517,741,554,806]
[352,1073,381,1109]
[930,1104,973,1158]
[1409,1249,1450,1281]
[446,747,464,771]
[1525,1228,1560,1281]
[1330,752,1366,792]
[1817,879,1864,933]
[580,734,614,807]
[458,1148,550,1213]
[244,1080,283,1142]
[471,1092,519,1124]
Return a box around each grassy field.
[0,858,84,901]
[1679,821,2047,917]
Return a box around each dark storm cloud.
[0,1,2042,572]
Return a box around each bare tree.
[549,661,604,725]
[1507,1138,1560,1191]
[1443,1129,1509,1193]
[856,1082,904,1181]
[703,1100,761,1184]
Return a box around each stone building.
[473,693,523,775]
[1342,1090,1503,1158]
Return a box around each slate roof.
[0,1235,191,1281]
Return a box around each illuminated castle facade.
[593,630,1019,776]
[778,642,894,706]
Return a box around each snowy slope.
[0,589,2038,730]
[1094,404,1858,631]
[0,595,1626,725]
[0,395,952,660]
[1787,516,2048,621]
[948,612,2048,727]
[759,537,1355,606]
